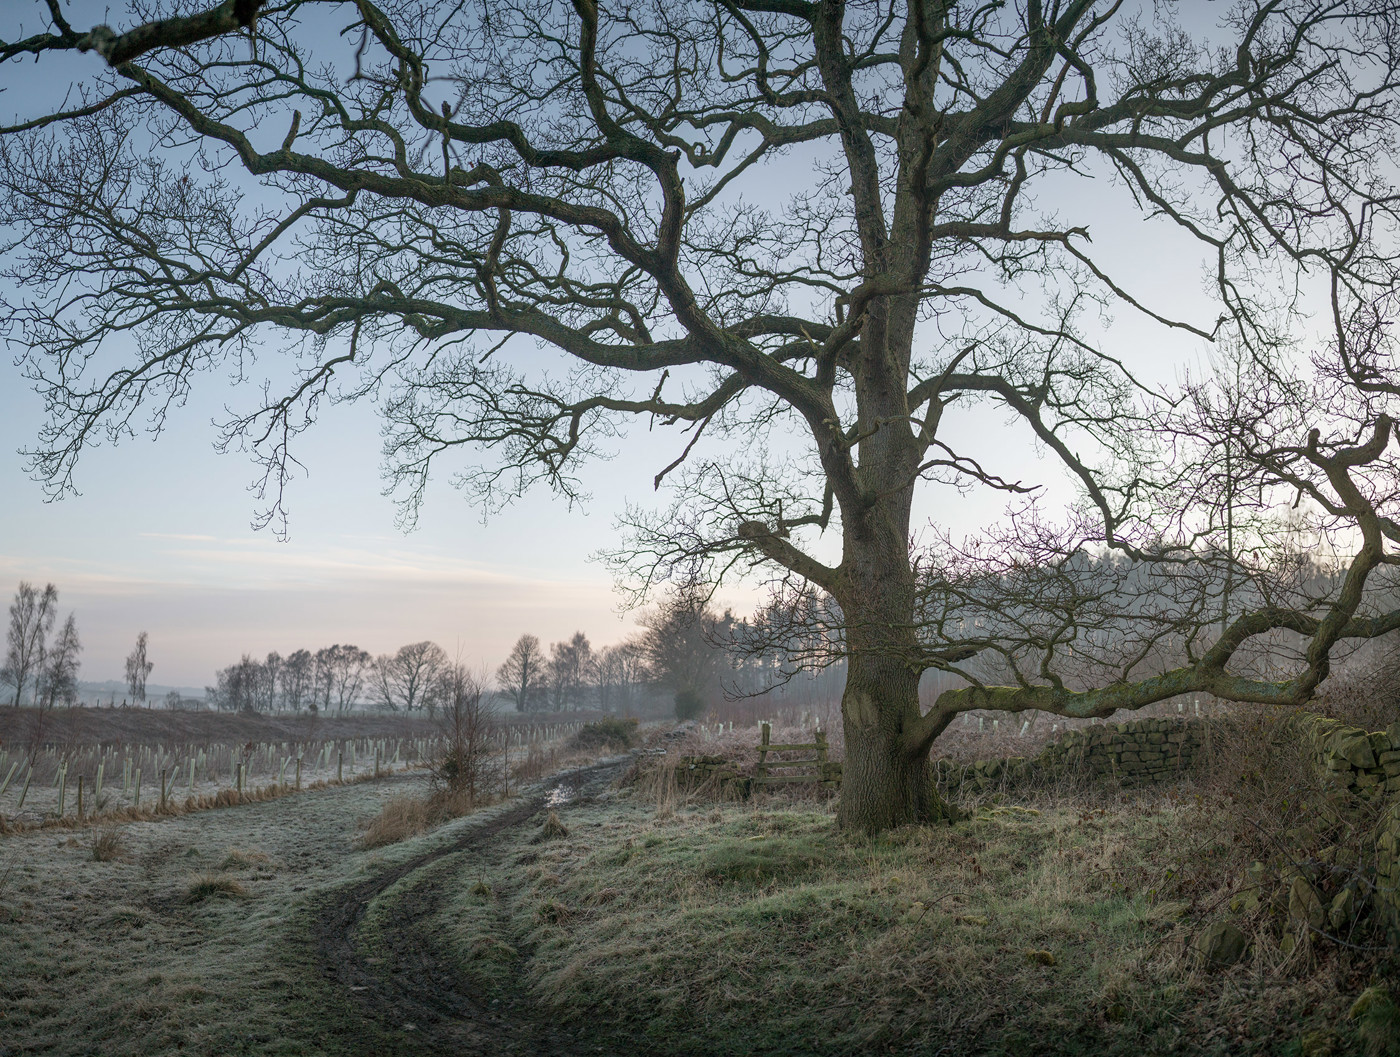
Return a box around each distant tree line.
[206,643,373,714]
[496,595,796,718]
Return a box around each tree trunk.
[836,633,950,832]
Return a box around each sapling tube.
[0,761,18,798]
[134,768,141,808]
[16,766,33,811]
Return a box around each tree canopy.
[5,0,1400,828]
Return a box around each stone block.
[1289,875,1325,931]
[1332,730,1377,769]
[1194,922,1247,968]
[1369,731,1391,757]
[1119,752,1140,763]
[1355,772,1382,789]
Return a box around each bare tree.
[434,663,498,804]
[321,644,372,714]
[208,654,261,713]
[546,631,593,710]
[38,612,81,710]
[3,582,57,707]
[595,640,647,715]
[279,648,314,713]
[496,634,545,714]
[123,630,153,706]
[373,641,449,713]
[7,3,1400,829]
[256,650,282,712]
[638,596,727,714]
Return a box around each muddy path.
[311,759,631,1056]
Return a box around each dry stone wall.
[935,715,1203,794]
[1377,801,1400,943]
[1292,714,1400,797]
[930,709,1400,941]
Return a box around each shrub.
[91,828,125,862]
[674,690,704,721]
[568,717,639,753]
[357,796,431,849]
[185,873,247,902]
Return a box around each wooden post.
[57,766,66,818]
[758,722,771,785]
[816,729,829,766]
[295,754,302,790]
[337,751,343,784]
[374,748,380,779]
[0,760,17,797]
[76,775,84,820]
[236,762,244,798]
[159,768,168,812]
[134,767,141,809]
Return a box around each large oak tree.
[5,0,1400,830]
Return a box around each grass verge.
[436,789,1399,1056]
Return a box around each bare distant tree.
[638,596,727,712]
[2,582,57,707]
[595,641,647,715]
[279,648,314,713]
[547,632,593,710]
[496,635,545,714]
[256,651,282,712]
[123,631,153,706]
[321,644,372,714]
[434,663,498,804]
[208,654,261,713]
[38,613,81,710]
[373,641,448,713]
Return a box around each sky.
[0,1,1264,690]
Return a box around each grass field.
[1,715,1397,1056]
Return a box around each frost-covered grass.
[0,773,431,1056]
[429,788,1396,1057]
[3,751,1396,1057]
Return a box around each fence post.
[134,767,141,809]
[76,775,84,820]
[295,754,302,790]
[337,751,343,784]
[159,768,168,812]
[758,722,771,785]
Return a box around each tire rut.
[311,758,629,1056]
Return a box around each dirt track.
[311,760,630,1056]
